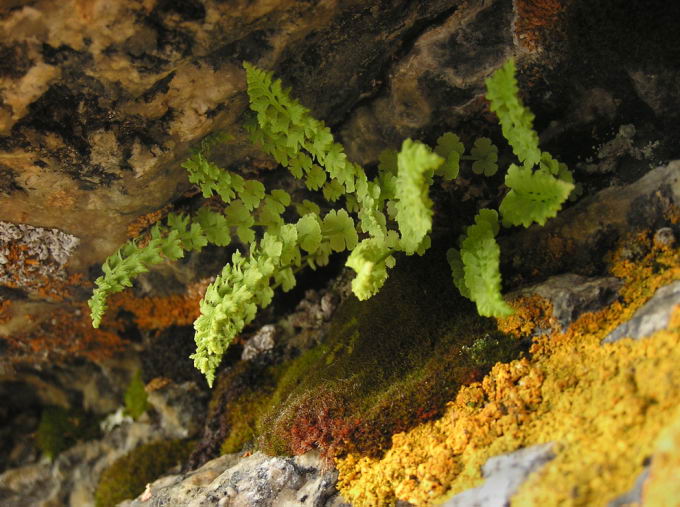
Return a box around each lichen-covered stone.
[335,230,679,505]
[512,273,622,331]
[0,221,79,295]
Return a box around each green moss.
[208,243,527,460]
[35,406,101,460]
[218,377,278,455]
[124,370,148,420]
[211,346,328,455]
[462,332,526,369]
[95,439,194,507]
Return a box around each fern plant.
[89,59,574,386]
[447,59,574,317]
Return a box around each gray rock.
[0,221,79,294]
[123,451,348,507]
[653,227,675,248]
[512,274,623,331]
[608,466,649,507]
[288,289,338,330]
[0,418,163,507]
[579,124,658,175]
[241,325,277,361]
[602,280,680,343]
[501,161,680,283]
[147,381,208,439]
[443,443,555,507]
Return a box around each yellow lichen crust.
[336,237,679,505]
[643,404,680,505]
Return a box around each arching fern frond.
[89,213,207,328]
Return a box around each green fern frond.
[434,132,464,180]
[470,137,499,176]
[192,226,301,386]
[89,213,206,327]
[244,62,358,194]
[448,210,513,317]
[346,238,395,301]
[394,139,443,255]
[485,59,541,168]
[499,163,574,227]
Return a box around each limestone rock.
[443,443,555,507]
[603,280,680,344]
[146,381,208,439]
[122,450,347,507]
[0,418,160,506]
[512,274,622,331]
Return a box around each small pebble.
[653,227,675,248]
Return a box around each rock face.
[0,0,455,269]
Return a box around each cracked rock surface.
[122,451,347,507]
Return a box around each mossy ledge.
[197,243,527,463]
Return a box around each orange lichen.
[3,302,127,365]
[0,299,12,324]
[0,242,85,301]
[107,278,210,330]
[498,294,558,338]
[35,272,88,301]
[513,0,568,51]
[336,238,679,505]
[145,377,172,392]
[126,205,172,239]
[1,276,211,367]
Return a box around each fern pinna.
[89,59,574,386]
